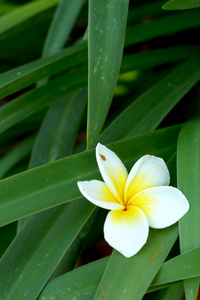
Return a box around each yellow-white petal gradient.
[77,180,123,210]
[125,155,170,204]
[131,186,189,229]
[96,143,128,203]
[104,206,149,258]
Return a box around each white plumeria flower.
[77,143,189,258]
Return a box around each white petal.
[125,155,170,204]
[77,180,123,210]
[104,206,149,257]
[96,143,128,203]
[131,186,189,228]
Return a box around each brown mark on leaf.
[149,244,163,265]
[195,284,200,300]
[100,154,106,161]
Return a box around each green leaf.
[18,89,87,229]
[0,134,35,179]
[0,66,88,136]
[0,43,87,101]
[1,43,198,105]
[0,200,95,300]
[163,0,200,10]
[0,0,59,35]
[121,45,200,73]
[93,222,178,299]
[42,0,85,57]
[0,125,180,227]
[128,0,166,23]
[0,88,85,300]
[48,209,97,281]
[87,0,129,148]
[30,89,87,166]
[37,0,86,87]
[177,118,200,299]
[38,245,200,299]
[151,246,200,291]
[0,88,92,300]
[39,256,109,300]
[0,2,18,15]
[0,223,17,259]
[40,225,179,300]
[151,283,184,300]
[98,55,200,144]
[125,10,200,46]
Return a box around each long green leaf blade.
[0,0,59,35]
[39,256,109,300]
[98,55,200,144]
[3,89,91,299]
[42,0,85,57]
[30,90,87,166]
[0,135,35,179]
[177,119,200,299]
[125,10,200,47]
[0,200,94,300]
[1,43,197,103]
[0,43,87,101]
[0,66,88,135]
[163,0,200,10]
[151,246,200,291]
[121,45,200,73]
[0,125,180,227]
[87,0,129,148]
[38,245,200,299]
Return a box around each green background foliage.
[0,0,199,299]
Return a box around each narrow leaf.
[121,45,200,73]
[87,0,129,148]
[0,43,87,101]
[98,55,200,144]
[163,0,200,10]
[0,125,180,227]
[0,135,35,179]
[0,66,88,135]
[125,10,200,47]
[30,89,87,166]
[39,256,109,300]
[151,246,200,291]
[177,119,200,299]
[38,246,200,299]
[0,200,94,300]
[0,0,59,35]
[42,0,85,57]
